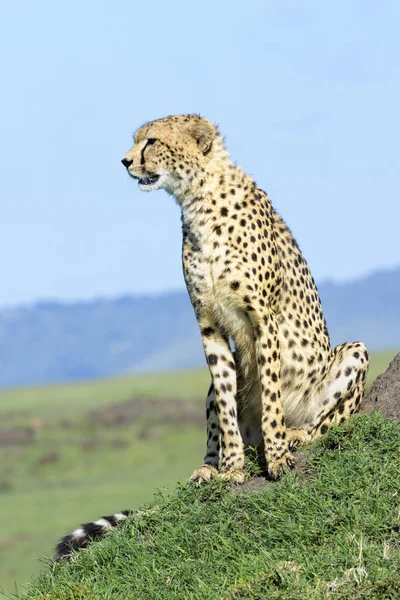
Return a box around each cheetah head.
[121,114,218,196]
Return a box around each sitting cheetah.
[121,114,369,483]
[53,114,369,558]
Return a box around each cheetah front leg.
[256,313,294,480]
[189,322,245,484]
[189,383,219,484]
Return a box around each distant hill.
[0,266,399,388]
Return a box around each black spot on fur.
[208,354,218,365]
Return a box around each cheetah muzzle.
[138,173,160,187]
[125,169,161,189]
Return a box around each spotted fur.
[121,114,369,483]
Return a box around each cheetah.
[121,114,369,483]
[53,114,369,558]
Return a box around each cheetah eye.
[146,138,157,146]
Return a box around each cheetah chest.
[183,241,254,343]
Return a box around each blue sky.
[0,1,399,306]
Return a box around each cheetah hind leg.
[307,342,369,441]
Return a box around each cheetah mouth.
[138,174,160,186]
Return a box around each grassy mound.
[16,412,400,600]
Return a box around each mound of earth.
[360,352,400,422]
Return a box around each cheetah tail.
[54,509,133,560]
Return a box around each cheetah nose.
[121,157,133,168]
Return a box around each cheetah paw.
[267,453,295,481]
[189,464,218,485]
[286,427,311,450]
[218,468,246,484]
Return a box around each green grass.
[13,412,400,600]
[0,350,397,598]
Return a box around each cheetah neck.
[178,152,255,237]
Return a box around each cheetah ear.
[188,120,216,155]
